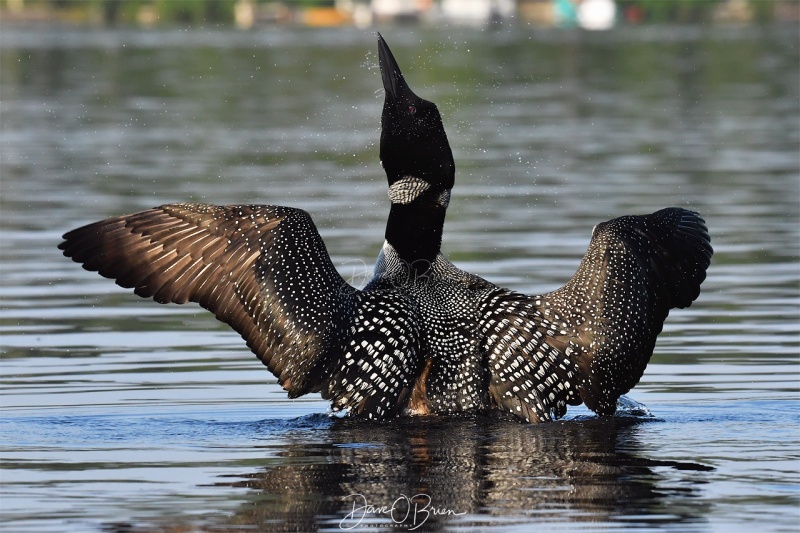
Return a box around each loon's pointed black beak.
[378,33,417,103]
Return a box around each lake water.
[1,24,798,533]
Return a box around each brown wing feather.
[59,203,354,397]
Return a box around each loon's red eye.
[408,106,416,115]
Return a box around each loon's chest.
[405,277,482,354]
[367,244,496,358]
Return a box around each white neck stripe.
[388,176,450,208]
[388,176,430,204]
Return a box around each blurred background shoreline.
[2,0,799,30]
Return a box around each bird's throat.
[385,202,446,275]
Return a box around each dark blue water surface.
[1,24,798,532]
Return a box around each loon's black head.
[378,34,455,202]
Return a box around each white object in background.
[441,0,515,25]
[578,0,616,30]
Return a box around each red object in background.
[624,5,644,24]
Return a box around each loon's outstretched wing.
[59,203,354,397]
[482,207,712,423]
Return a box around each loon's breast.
[367,242,498,415]
[368,242,495,331]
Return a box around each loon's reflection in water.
[209,414,713,531]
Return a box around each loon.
[59,35,712,423]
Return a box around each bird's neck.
[384,200,446,275]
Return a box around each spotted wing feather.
[483,208,712,422]
[59,203,353,397]
[322,289,422,419]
